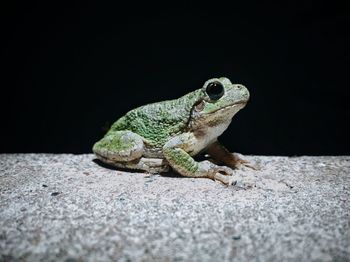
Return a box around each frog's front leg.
[206,140,258,170]
[163,133,235,185]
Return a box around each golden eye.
[206,82,224,100]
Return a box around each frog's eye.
[206,82,224,100]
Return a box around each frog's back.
[109,90,201,147]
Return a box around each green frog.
[93,77,253,185]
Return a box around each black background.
[2,1,350,155]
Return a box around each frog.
[93,77,254,185]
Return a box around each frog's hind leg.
[93,130,169,173]
[93,130,144,162]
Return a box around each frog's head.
[190,77,250,128]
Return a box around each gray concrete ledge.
[0,154,350,261]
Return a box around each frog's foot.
[197,160,235,185]
[213,173,236,185]
[230,153,260,171]
[206,141,259,171]
[196,160,259,187]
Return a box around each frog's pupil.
[206,82,224,100]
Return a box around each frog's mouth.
[191,100,247,128]
[212,101,247,115]
[201,102,246,123]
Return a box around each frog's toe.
[215,166,234,176]
[213,172,236,185]
[232,154,260,171]
[237,159,260,171]
[211,166,235,185]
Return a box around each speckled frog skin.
[93,77,252,184]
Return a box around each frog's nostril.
[244,90,250,100]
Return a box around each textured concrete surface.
[0,154,349,261]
